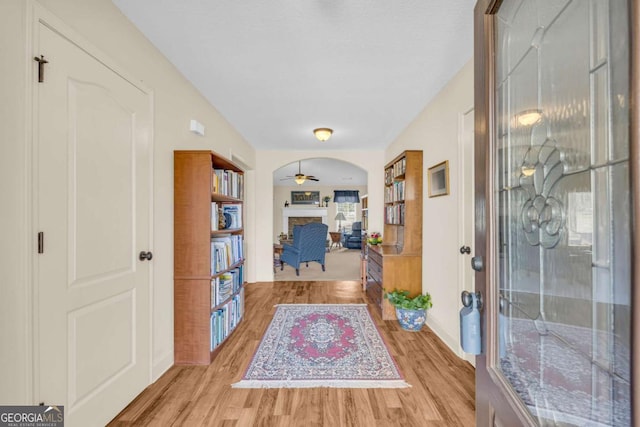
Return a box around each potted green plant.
[384,288,433,331]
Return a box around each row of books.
[211,265,244,306]
[384,180,405,203]
[213,168,244,199]
[384,158,407,184]
[210,288,244,351]
[211,203,243,231]
[211,234,244,273]
[385,204,405,225]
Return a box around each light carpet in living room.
[274,248,361,281]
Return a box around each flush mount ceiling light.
[521,165,537,177]
[313,128,333,142]
[516,109,543,126]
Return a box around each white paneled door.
[35,19,152,427]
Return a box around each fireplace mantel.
[282,207,328,235]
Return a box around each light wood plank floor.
[109,281,475,426]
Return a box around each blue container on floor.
[395,308,427,331]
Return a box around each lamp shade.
[294,176,306,185]
[334,213,346,221]
[313,128,333,141]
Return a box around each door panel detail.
[68,290,135,408]
[68,80,134,287]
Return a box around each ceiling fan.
[280,161,319,185]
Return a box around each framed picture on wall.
[428,160,450,197]
[291,191,320,205]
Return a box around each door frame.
[474,0,640,425]
[457,106,475,364]
[30,1,155,405]
[631,0,640,420]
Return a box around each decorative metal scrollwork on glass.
[519,135,566,249]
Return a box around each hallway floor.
[109,281,475,426]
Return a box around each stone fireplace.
[282,207,328,238]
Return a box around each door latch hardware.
[460,290,482,354]
[34,55,49,83]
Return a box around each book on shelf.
[385,204,405,225]
[212,168,244,199]
[211,265,244,306]
[211,202,219,231]
[210,287,245,351]
[222,203,242,229]
[211,234,244,273]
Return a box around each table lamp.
[335,212,346,231]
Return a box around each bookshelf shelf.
[174,150,246,365]
[211,194,242,203]
[211,259,245,278]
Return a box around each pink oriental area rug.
[232,304,410,388]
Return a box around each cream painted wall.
[255,152,384,282]
[385,59,474,357]
[273,184,368,239]
[0,0,256,403]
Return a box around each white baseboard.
[426,316,476,367]
[426,315,463,358]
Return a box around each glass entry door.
[474,0,636,425]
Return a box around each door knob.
[139,251,153,261]
[471,255,483,272]
[459,246,471,254]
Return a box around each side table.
[273,243,284,272]
[328,232,343,250]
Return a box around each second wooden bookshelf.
[367,150,423,320]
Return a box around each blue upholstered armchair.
[342,221,362,249]
[280,222,329,276]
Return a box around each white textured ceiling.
[112,0,475,153]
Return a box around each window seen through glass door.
[336,203,356,232]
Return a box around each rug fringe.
[274,303,367,307]
[231,380,411,389]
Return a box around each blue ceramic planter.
[395,307,427,332]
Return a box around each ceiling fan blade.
[307,177,319,181]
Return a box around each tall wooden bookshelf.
[174,150,246,365]
[366,150,423,320]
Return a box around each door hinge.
[38,232,44,254]
[34,55,49,83]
